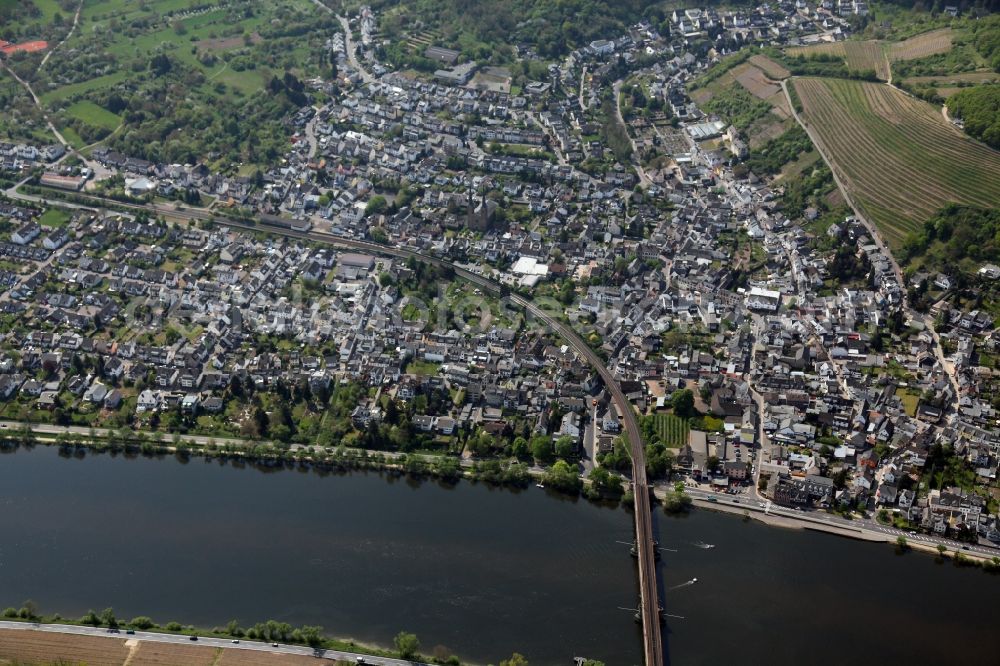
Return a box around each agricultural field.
[216,648,338,665]
[887,28,954,62]
[0,629,130,666]
[787,40,890,80]
[748,54,791,80]
[127,641,220,665]
[793,77,1000,248]
[0,629,333,666]
[650,413,690,448]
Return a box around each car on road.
[189,636,198,641]
[126,630,135,635]
[232,639,240,644]
[272,642,279,647]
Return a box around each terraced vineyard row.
[651,414,690,447]
[787,41,890,80]
[888,28,954,61]
[794,77,1000,248]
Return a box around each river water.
[0,445,997,665]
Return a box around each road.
[10,185,666,663]
[0,621,429,665]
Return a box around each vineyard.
[787,41,890,80]
[794,77,1000,248]
[888,28,954,62]
[650,414,690,447]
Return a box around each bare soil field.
[216,649,335,665]
[196,32,262,51]
[749,54,791,80]
[735,64,782,101]
[127,641,220,665]
[0,629,129,666]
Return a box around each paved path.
[38,0,83,71]
[0,621,428,665]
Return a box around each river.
[0,445,997,665]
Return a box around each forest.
[948,84,1000,148]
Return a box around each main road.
[7,186,665,665]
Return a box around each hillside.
[1,0,336,167]
[792,77,1000,249]
[372,0,665,60]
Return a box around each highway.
[0,620,427,665]
[4,185,666,665]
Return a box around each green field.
[794,77,1000,248]
[38,208,70,227]
[65,101,121,131]
[651,414,690,448]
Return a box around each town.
[1,0,998,564]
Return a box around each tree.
[671,389,696,418]
[554,435,576,459]
[530,435,554,464]
[130,616,155,630]
[588,466,624,497]
[100,607,118,629]
[501,654,529,666]
[543,459,583,494]
[81,610,101,626]
[301,625,324,647]
[663,489,692,514]
[19,600,38,620]
[365,195,388,217]
[895,535,909,552]
[394,631,420,658]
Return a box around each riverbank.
[6,420,998,568]
[691,497,1000,568]
[0,420,631,504]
